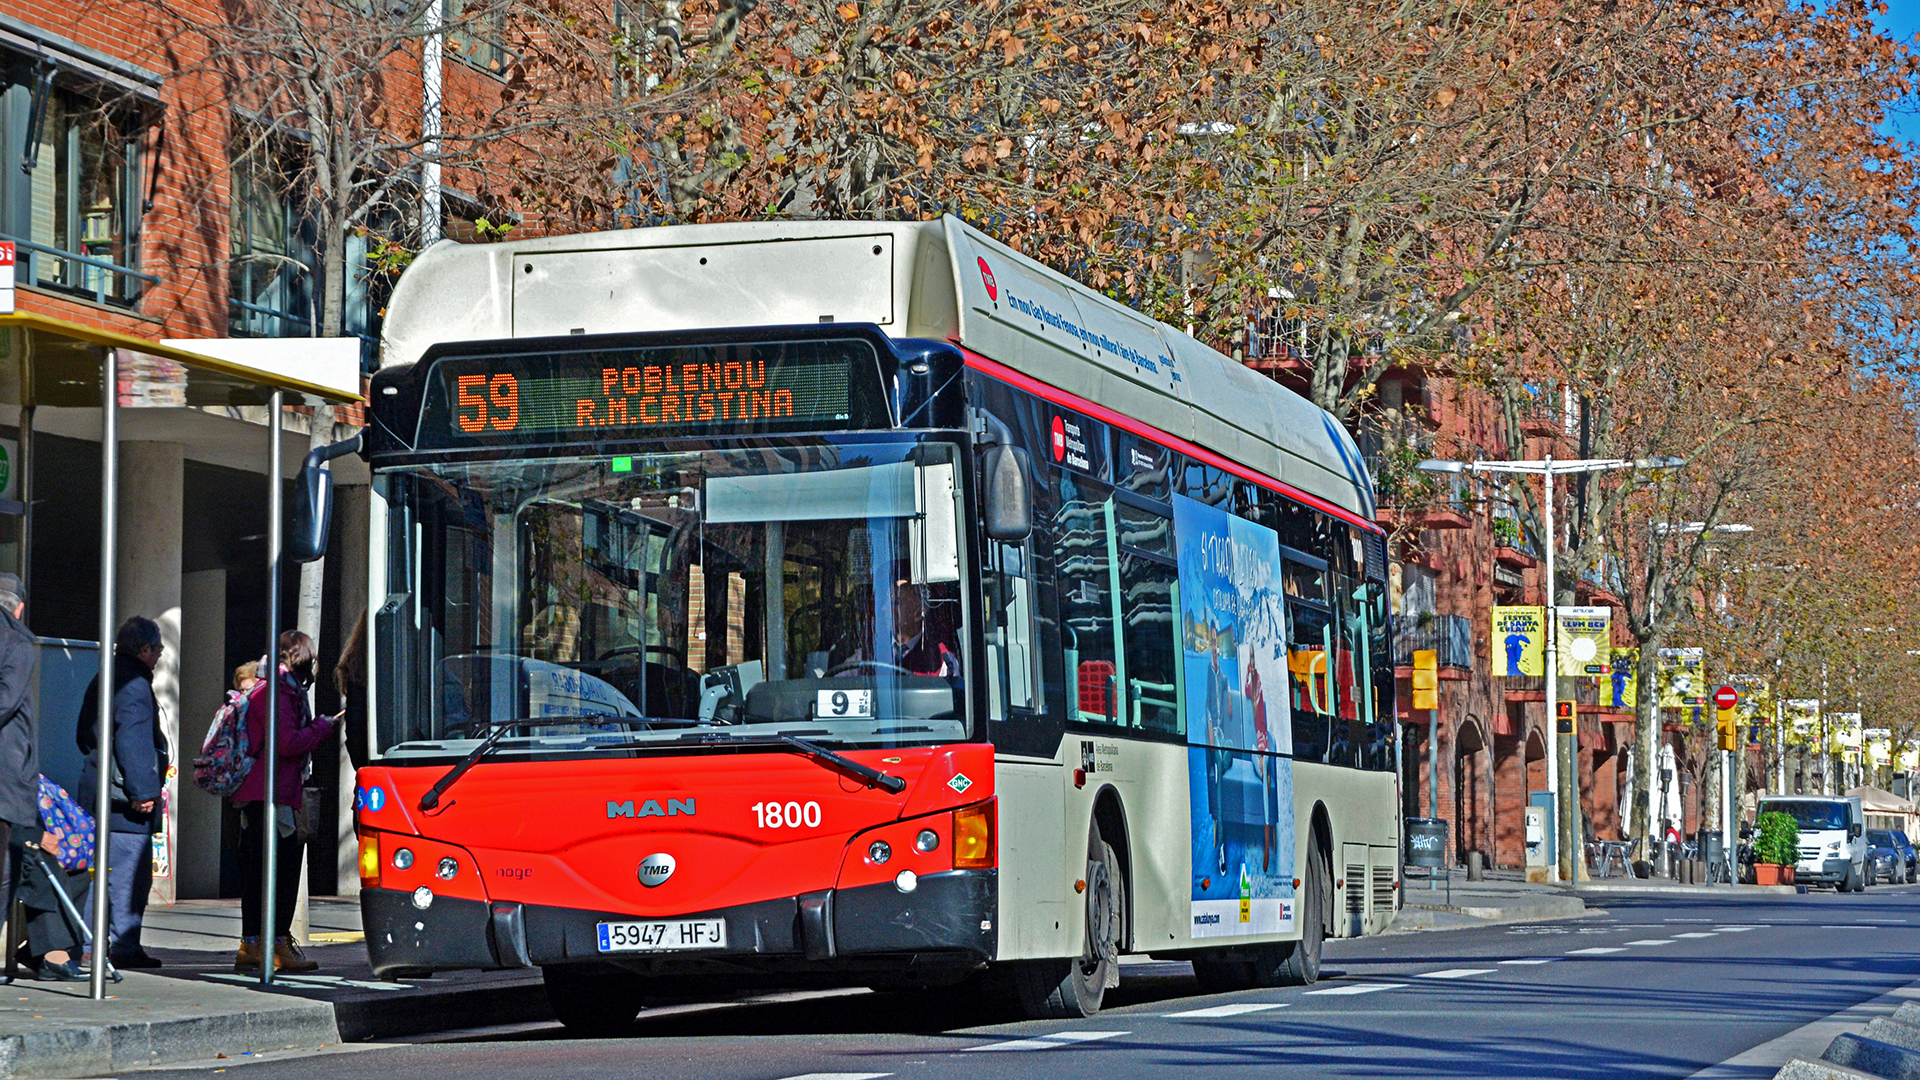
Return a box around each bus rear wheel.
[543,966,649,1035]
[1191,844,1326,991]
[1010,828,1126,1018]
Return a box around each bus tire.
[543,967,648,1035]
[1012,832,1126,1018]
[1274,843,1326,986]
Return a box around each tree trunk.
[1633,635,1661,860]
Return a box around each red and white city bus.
[349,216,1400,1030]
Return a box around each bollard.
[1466,851,1484,882]
[1680,859,1693,883]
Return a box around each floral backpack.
[36,775,95,872]
[193,689,256,799]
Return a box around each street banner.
[1491,606,1545,677]
[1783,699,1821,745]
[1173,494,1295,939]
[1831,712,1863,749]
[1556,606,1611,677]
[1607,649,1638,710]
[1656,647,1705,708]
[1728,674,1768,721]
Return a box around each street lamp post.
[1419,455,1683,884]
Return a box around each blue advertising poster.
[1173,494,1296,938]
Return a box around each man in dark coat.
[76,615,168,969]
[0,573,39,980]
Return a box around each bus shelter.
[0,311,361,999]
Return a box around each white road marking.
[1663,918,1714,922]
[1305,982,1400,996]
[963,1031,1130,1052]
[1822,925,1880,930]
[1715,925,1765,932]
[1415,968,1496,979]
[776,1074,894,1080]
[1499,958,1560,965]
[1626,939,1677,946]
[1567,947,1625,955]
[1672,932,1718,939]
[1166,1003,1290,1018]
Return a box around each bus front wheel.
[543,966,649,1035]
[1009,828,1126,1018]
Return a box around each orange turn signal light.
[953,800,996,869]
[358,830,381,888]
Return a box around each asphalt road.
[141,883,1920,1079]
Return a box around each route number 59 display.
[752,801,822,829]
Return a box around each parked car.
[1897,831,1919,882]
[1867,830,1907,885]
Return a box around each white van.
[1756,795,1867,891]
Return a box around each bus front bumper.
[361,870,997,978]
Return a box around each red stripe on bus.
[958,349,1385,535]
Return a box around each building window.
[228,129,316,338]
[444,0,509,74]
[9,80,149,307]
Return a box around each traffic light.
[1556,699,1574,734]
[1716,707,1737,751]
[1411,649,1438,711]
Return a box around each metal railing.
[1393,613,1474,669]
[229,296,313,337]
[2,233,155,308]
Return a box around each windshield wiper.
[672,731,908,794]
[417,716,605,810]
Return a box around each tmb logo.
[608,798,696,819]
[1051,415,1066,461]
[977,256,998,301]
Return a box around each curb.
[1388,894,1588,933]
[1571,881,1799,896]
[0,1000,338,1080]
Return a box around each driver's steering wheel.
[826,660,913,677]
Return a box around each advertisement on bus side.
[1174,495,1297,938]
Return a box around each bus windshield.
[373,437,969,758]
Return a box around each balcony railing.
[1393,613,1474,669]
[4,233,155,308]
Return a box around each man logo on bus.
[1051,415,1067,461]
[978,257,998,301]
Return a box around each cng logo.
[638,853,676,888]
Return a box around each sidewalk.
[0,897,549,1079]
[1388,871,1590,932]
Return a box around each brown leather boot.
[234,937,264,973]
[273,937,319,973]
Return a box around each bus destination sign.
[422,339,868,447]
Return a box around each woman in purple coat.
[232,631,335,974]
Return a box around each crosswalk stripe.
[1672,932,1718,939]
[1625,939,1676,946]
[1305,982,1399,996]
[963,1031,1130,1052]
[1499,958,1559,965]
[1567,947,1625,955]
[1415,968,1496,979]
[1715,926,1765,932]
[775,1074,893,1080]
[1166,1003,1290,1018]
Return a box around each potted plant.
[1752,811,1800,886]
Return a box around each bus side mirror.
[982,444,1033,542]
[288,432,363,564]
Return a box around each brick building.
[0,0,507,904]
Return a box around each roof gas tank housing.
[381,221,962,368]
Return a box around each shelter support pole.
[88,353,117,1001]
[260,391,283,986]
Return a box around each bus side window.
[986,540,1039,718]
[1055,475,1119,725]
[1115,497,1179,735]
